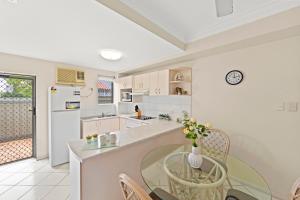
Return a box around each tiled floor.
[0,158,70,200]
[0,138,32,165]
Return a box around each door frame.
[0,72,37,158]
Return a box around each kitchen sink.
[81,114,117,120]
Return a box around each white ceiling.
[121,0,300,42]
[0,0,182,72]
[1,0,300,72]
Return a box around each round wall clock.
[225,70,243,85]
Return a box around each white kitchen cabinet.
[133,73,149,90]
[119,118,127,131]
[99,117,120,134]
[81,117,120,137]
[81,120,100,138]
[118,76,133,89]
[149,70,169,96]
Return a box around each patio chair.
[201,128,233,188]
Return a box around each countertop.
[80,113,150,123]
[68,119,183,162]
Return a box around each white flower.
[190,118,196,123]
[204,122,212,129]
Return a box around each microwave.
[121,89,132,102]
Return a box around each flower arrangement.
[182,113,211,147]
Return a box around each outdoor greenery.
[0,78,32,98]
[182,112,211,147]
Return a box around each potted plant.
[182,113,211,168]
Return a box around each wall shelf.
[169,67,192,96]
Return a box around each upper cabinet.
[133,73,149,91]
[117,76,133,89]
[149,70,169,96]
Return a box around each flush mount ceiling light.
[99,49,123,61]
[7,0,18,4]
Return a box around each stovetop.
[130,115,156,120]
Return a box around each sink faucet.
[101,112,105,117]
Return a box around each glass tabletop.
[141,144,271,200]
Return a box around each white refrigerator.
[48,86,81,167]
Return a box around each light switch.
[287,102,298,112]
[275,103,285,111]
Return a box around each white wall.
[191,35,300,199]
[0,53,115,159]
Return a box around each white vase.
[188,146,203,169]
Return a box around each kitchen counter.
[68,119,182,162]
[80,113,151,123]
[68,119,186,200]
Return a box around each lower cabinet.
[82,117,148,138]
[81,120,100,138]
[81,117,120,138]
[99,118,120,134]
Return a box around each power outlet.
[287,102,298,112]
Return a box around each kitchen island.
[68,118,186,200]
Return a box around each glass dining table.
[141,144,271,200]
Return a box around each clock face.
[225,70,243,85]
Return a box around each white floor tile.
[21,162,49,173]
[0,172,13,182]
[18,173,50,186]
[0,173,30,185]
[58,175,70,186]
[0,159,70,200]
[0,185,32,200]
[38,173,67,186]
[19,186,54,200]
[2,162,32,173]
[52,163,69,173]
[43,186,70,200]
[37,165,55,173]
[0,185,12,195]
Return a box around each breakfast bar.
[68,119,186,200]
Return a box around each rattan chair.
[201,128,233,188]
[119,174,178,200]
[290,177,300,200]
[119,173,152,200]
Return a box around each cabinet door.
[133,75,142,90]
[149,72,158,96]
[124,76,133,89]
[99,118,120,134]
[82,120,99,138]
[158,70,169,95]
[110,118,120,131]
[141,73,150,90]
[119,118,127,131]
[118,76,133,89]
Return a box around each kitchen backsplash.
[80,104,117,117]
[118,95,191,120]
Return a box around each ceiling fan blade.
[215,0,233,17]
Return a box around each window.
[97,78,114,104]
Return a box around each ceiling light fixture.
[99,49,123,61]
[7,0,18,4]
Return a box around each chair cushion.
[149,188,178,200]
[226,189,258,200]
